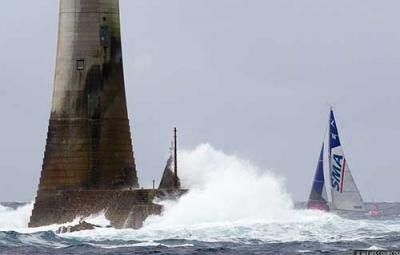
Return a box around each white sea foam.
[60,145,400,245]
[145,144,295,228]
[0,202,34,230]
[85,211,111,227]
[1,144,400,247]
[0,203,109,234]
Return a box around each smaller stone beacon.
[30,0,140,227]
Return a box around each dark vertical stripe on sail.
[340,158,346,193]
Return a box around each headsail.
[329,110,365,211]
[307,143,329,211]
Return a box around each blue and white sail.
[307,143,330,211]
[329,110,365,211]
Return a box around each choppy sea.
[1,145,398,254]
[1,202,400,254]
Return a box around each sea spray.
[79,211,110,227]
[0,144,299,233]
[0,203,110,235]
[61,145,400,245]
[0,203,33,230]
[145,144,295,228]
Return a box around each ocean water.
[1,144,399,255]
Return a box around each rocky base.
[56,221,107,233]
[29,189,187,229]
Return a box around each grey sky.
[0,0,399,202]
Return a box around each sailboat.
[308,109,365,212]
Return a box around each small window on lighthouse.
[76,59,85,71]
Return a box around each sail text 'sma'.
[328,110,365,212]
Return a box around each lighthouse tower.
[30,0,139,227]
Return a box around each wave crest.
[145,144,295,228]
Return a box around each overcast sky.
[0,0,399,202]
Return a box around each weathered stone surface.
[159,156,181,189]
[30,0,179,228]
[29,0,186,229]
[56,221,103,234]
[33,0,137,196]
[30,189,187,229]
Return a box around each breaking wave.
[1,144,400,253]
[146,144,295,227]
[0,203,33,230]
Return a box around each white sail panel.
[329,110,365,212]
[329,146,364,211]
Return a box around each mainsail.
[307,143,330,211]
[329,110,365,211]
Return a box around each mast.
[174,127,178,188]
[328,108,333,209]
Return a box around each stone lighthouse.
[30,0,182,229]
